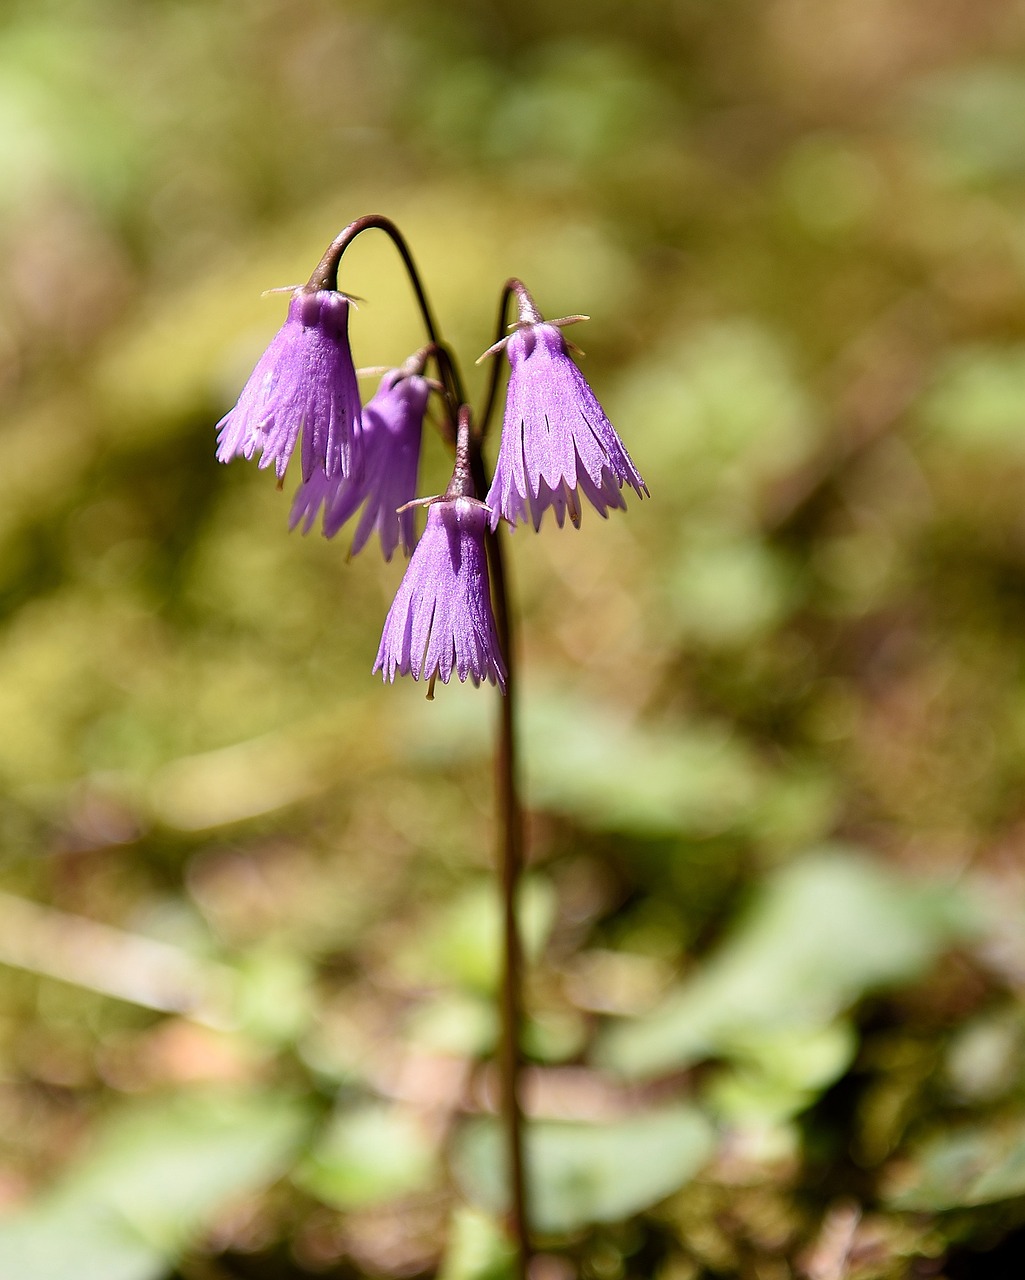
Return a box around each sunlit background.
[3,1,1025,1276]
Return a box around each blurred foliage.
[454,1107,715,1237]
[3,0,1025,1277]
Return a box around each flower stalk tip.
[445,406,477,502]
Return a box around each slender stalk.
[308,214,443,349]
[467,277,536,1268]
[494,552,529,1280]
[472,450,529,1279]
[476,277,587,443]
[478,280,517,441]
[306,214,466,426]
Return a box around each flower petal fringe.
[486,322,647,531]
[374,499,506,691]
[216,289,362,481]
[290,369,428,560]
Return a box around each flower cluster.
[216,252,646,695]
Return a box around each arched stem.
[307,214,465,434]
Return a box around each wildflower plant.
[215,215,646,1275]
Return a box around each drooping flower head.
[374,410,506,694]
[290,358,429,560]
[216,287,362,482]
[483,283,647,531]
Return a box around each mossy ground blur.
[2,2,1025,1277]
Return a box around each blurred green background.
[2,0,1025,1276]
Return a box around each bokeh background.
[2,0,1025,1276]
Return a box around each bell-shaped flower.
[216,288,362,481]
[374,411,506,694]
[483,285,647,530]
[290,365,429,560]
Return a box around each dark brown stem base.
[482,501,530,1279]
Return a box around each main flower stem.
[465,432,527,1269]
[474,286,530,1276]
[325,222,531,1271]
[471,280,531,1269]
[477,476,529,1280]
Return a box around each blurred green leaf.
[522,1007,589,1064]
[401,876,557,995]
[665,534,798,645]
[438,1206,516,1280]
[484,41,675,172]
[600,849,978,1078]
[919,345,1025,451]
[749,767,840,853]
[706,1022,858,1124]
[521,692,765,838]
[0,1090,309,1279]
[776,133,882,239]
[612,321,817,507]
[295,1103,437,1211]
[408,683,767,837]
[232,946,315,1045]
[945,1008,1025,1103]
[0,1199,165,1280]
[906,67,1025,184]
[889,1115,1025,1210]
[452,1107,715,1234]
[406,991,500,1057]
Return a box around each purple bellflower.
[290,361,429,560]
[375,411,506,695]
[216,287,362,482]
[483,284,647,531]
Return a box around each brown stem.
[471,449,529,1279]
[478,281,517,443]
[307,214,465,429]
[445,407,475,500]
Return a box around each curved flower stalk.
[216,287,362,481]
[290,362,429,560]
[374,411,506,693]
[483,283,647,530]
